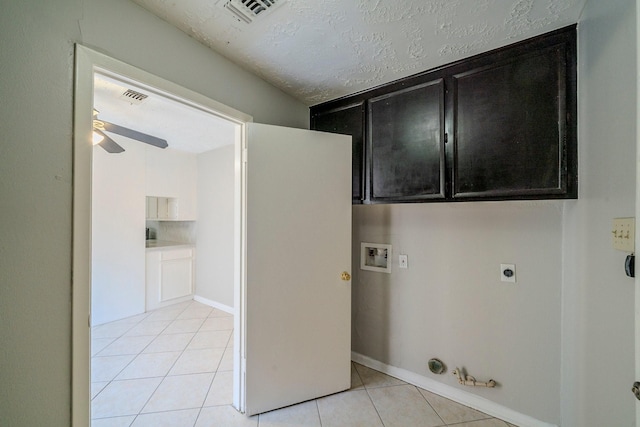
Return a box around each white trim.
[351,352,557,427]
[72,44,94,427]
[237,120,247,413]
[193,295,235,315]
[72,44,250,425]
[636,0,640,423]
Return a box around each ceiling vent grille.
[119,89,149,105]
[219,0,286,24]
[120,89,149,105]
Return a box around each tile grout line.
[193,305,234,427]
[92,301,510,427]
[90,301,223,425]
[363,385,387,426]
[136,301,214,420]
[91,338,146,420]
[315,399,323,427]
[414,386,447,426]
[90,313,150,407]
[355,364,389,427]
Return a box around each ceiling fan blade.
[101,121,168,149]
[96,131,125,154]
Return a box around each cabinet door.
[145,251,162,311]
[311,102,365,203]
[160,249,193,301]
[146,196,158,219]
[451,42,572,199]
[368,79,445,202]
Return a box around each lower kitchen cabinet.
[146,245,194,311]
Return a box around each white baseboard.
[194,295,235,315]
[351,352,557,427]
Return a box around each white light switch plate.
[612,217,635,252]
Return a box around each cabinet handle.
[340,272,351,281]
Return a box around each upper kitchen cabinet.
[368,79,445,202]
[310,25,577,204]
[311,102,365,203]
[448,28,577,200]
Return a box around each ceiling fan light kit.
[92,131,105,145]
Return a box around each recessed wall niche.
[360,242,392,273]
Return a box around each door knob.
[632,382,640,400]
[341,271,351,281]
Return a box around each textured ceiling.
[131,0,586,106]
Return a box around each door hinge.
[444,133,448,144]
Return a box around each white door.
[242,123,352,416]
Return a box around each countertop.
[145,240,194,251]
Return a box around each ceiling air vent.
[119,89,149,105]
[218,0,286,24]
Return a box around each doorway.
[74,44,354,426]
[73,45,250,425]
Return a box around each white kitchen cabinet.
[146,196,178,220]
[146,196,158,219]
[146,245,195,311]
[146,148,197,220]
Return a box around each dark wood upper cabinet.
[310,25,577,204]
[368,79,445,202]
[311,102,365,203]
[449,36,575,199]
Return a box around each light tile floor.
[91,300,517,427]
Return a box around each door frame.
[636,1,640,423]
[636,1,640,422]
[72,45,251,425]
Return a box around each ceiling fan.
[92,109,168,153]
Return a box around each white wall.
[352,201,564,424]
[92,139,146,325]
[0,0,308,424]
[196,145,235,308]
[146,147,198,220]
[562,0,637,425]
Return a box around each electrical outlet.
[612,217,635,252]
[500,264,516,283]
[399,254,408,269]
